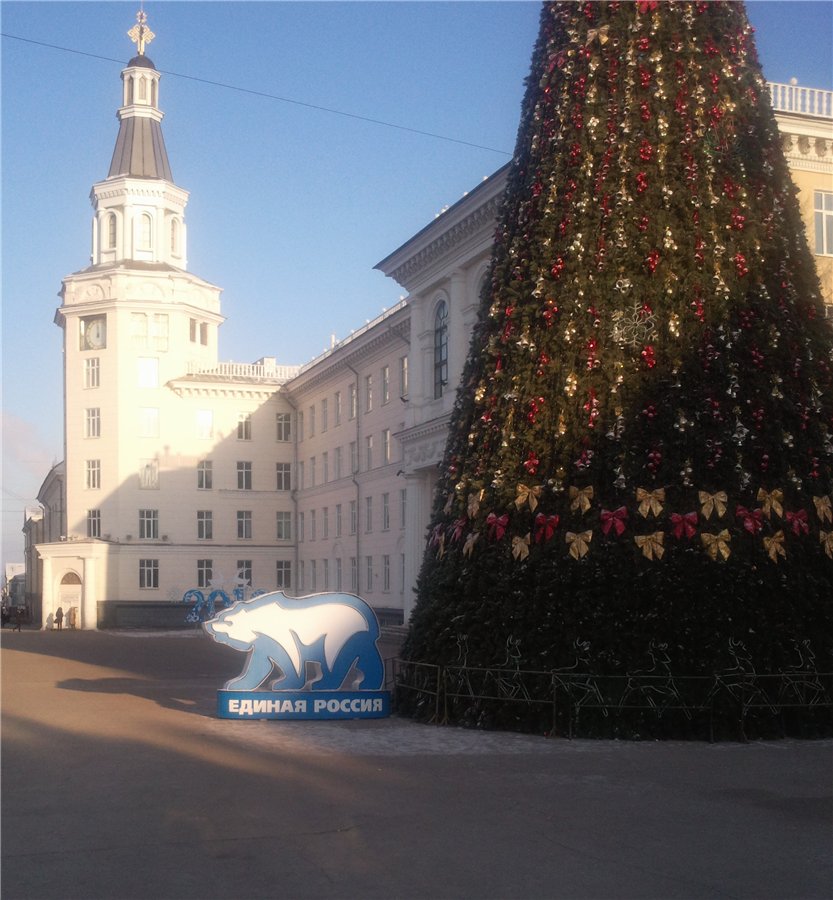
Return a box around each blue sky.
[2,1,832,569]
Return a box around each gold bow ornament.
[698,490,727,520]
[701,529,731,561]
[515,484,542,512]
[467,491,483,519]
[585,25,610,46]
[757,488,784,519]
[566,530,593,559]
[635,531,665,561]
[637,487,665,518]
[462,531,480,559]
[813,495,832,524]
[763,530,786,563]
[820,530,833,560]
[512,533,531,561]
[569,485,594,514]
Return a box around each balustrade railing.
[769,81,833,119]
[186,360,301,382]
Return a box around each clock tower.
[47,11,225,628]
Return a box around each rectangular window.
[365,375,373,412]
[197,460,213,490]
[139,559,159,589]
[298,561,305,593]
[310,560,317,592]
[276,412,292,442]
[335,504,343,538]
[399,355,409,398]
[85,408,101,438]
[276,560,291,590]
[276,462,291,491]
[197,559,213,589]
[350,557,358,593]
[308,405,316,437]
[310,509,317,541]
[335,557,343,591]
[137,357,158,388]
[199,322,208,346]
[322,558,330,591]
[366,556,373,592]
[87,509,101,539]
[334,446,343,480]
[84,357,100,389]
[139,509,159,540]
[237,560,252,587]
[348,383,357,419]
[197,510,213,540]
[237,462,252,491]
[400,488,407,529]
[237,413,252,441]
[276,511,292,540]
[190,318,197,342]
[321,398,328,433]
[309,457,316,488]
[196,409,213,440]
[139,459,158,490]
[322,451,329,484]
[815,190,833,256]
[382,429,391,464]
[322,507,329,539]
[297,461,305,490]
[382,365,390,404]
[383,554,391,592]
[297,411,304,443]
[237,510,252,539]
[86,459,101,490]
[334,391,342,426]
[349,500,357,535]
[365,495,373,533]
[131,312,148,348]
[366,434,373,470]
[350,441,358,474]
[298,511,305,543]
[401,553,406,593]
[151,313,169,351]
[139,407,159,438]
[382,492,390,531]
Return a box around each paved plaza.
[2,629,831,900]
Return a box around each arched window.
[138,78,147,102]
[107,214,117,249]
[433,300,449,400]
[139,214,152,250]
[170,219,179,256]
[151,80,157,108]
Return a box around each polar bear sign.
[203,591,390,720]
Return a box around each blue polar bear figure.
[203,591,385,692]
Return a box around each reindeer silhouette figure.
[618,640,690,719]
[553,639,607,719]
[777,639,829,708]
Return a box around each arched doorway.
[56,572,81,630]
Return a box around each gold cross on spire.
[127,9,155,56]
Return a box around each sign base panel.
[218,690,390,720]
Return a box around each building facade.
[25,20,832,629]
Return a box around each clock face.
[81,315,107,350]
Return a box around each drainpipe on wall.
[346,363,361,596]
[282,388,300,597]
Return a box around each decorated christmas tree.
[403,0,833,732]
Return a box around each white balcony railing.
[185,360,301,382]
[769,82,833,119]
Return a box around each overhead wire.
[1,32,513,156]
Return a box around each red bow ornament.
[486,512,509,541]
[637,0,659,12]
[786,509,809,536]
[736,505,764,535]
[449,517,467,543]
[600,507,628,536]
[534,513,559,544]
[670,511,698,539]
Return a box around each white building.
[27,21,833,629]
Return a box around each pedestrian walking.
[55,607,63,631]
